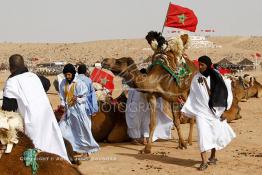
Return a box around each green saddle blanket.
[148,59,192,85]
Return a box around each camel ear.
[180,34,189,46]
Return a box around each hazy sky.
[0,0,261,42]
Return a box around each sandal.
[208,158,218,165]
[198,163,208,171]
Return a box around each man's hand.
[68,96,77,106]
[58,105,65,113]
[72,96,77,103]
[220,115,226,121]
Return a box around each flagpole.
[161,2,171,34]
[255,55,258,71]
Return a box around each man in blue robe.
[59,64,99,157]
[77,64,98,116]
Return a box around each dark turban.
[198,55,212,69]
[63,64,76,84]
[63,63,76,75]
[198,55,228,113]
[77,64,87,74]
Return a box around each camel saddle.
[148,59,192,87]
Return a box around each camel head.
[228,75,251,101]
[242,74,262,98]
[243,74,255,87]
[165,33,190,64]
[102,57,135,75]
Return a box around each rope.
[23,148,39,175]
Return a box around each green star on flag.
[178,14,186,25]
[100,77,109,85]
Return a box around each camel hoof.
[144,149,151,154]
[139,148,151,154]
[177,144,187,149]
[138,149,144,154]
[144,145,152,154]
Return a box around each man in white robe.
[125,88,173,144]
[2,54,69,162]
[181,55,236,171]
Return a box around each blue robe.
[77,74,98,115]
[59,78,99,154]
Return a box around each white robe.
[181,73,236,152]
[125,89,173,142]
[3,72,69,162]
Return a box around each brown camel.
[102,56,196,151]
[223,75,262,122]
[0,132,82,175]
[242,74,262,98]
[102,32,197,152]
[102,31,250,151]
[91,97,129,143]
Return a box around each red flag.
[218,67,231,75]
[256,52,261,58]
[90,68,114,92]
[164,3,198,32]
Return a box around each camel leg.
[187,118,194,146]
[237,105,242,119]
[256,89,262,98]
[142,95,157,154]
[172,106,187,149]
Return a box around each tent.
[216,58,236,67]
[237,58,254,70]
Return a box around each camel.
[91,97,129,143]
[242,74,262,99]
[0,132,82,175]
[223,84,243,122]
[102,31,197,152]
[102,31,249,152]
[0,110,82,175]
[222,74,262,122]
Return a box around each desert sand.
[0,36,262,174]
